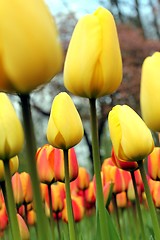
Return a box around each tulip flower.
[64,7,122,98]
[17,214,30,240]
[116,191,127,208]
[0,93,24,160]
[62,196,84,222]
[148,147,160,180]
[27,209,36,227]
[108,105,154,162]
[0,0,63,93]
[0,155,19,182]
[103,165,130,194]
[47,183,65,213]
[84,181,96,207]
[0,192,8,231]
[111,148,138,171]
[20,172,33,204]
[47,92,84,150]
[76,167,90,190]
[140,52,160,132]
[36,144,56,184]
[54,148,79,182]
[12,172,24,207]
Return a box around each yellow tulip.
[0,155,19,182]
[108,105,154,162]
[47,92,84,149]
[0,93,24,160]
[64,7,122,98]
[0,0,63,93]
[140,52,160,132]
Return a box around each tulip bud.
[12,172,24,207]
[62,196,84,222]
[20,172,33,204]
[54,148,79,182]
[84,181,96,205]
[140,52,160,131]
[0,93,24,160]
[148,147,160,180]
[47,92,83,150]
[36,144,55,184]
[108,105,154,162]
[50,183,65,213]
[0,193,8,231]
[116,191,127,208]
[17,214,30,240]
[0,0,63,93]
[64,7,122,98]
[103,165,130,193]
[111,148,138,171]
[27,209,36,226]
[0,155,19,182]
[76,167,90,190]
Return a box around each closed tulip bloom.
[64,7,122,98]
[108,105,154,162]
[148,147,160,180]
[0,93,24,160]
[140,52,160,132]
[50,183,65,213]
[47,92,84,149]
[76,167,90,190]
[0,0,63,93]
[27,209,36,226]
[62,196,84,222]
[111,148,138,171]
[12,172,24,206]
[0,155,19,181]
[103,165,130,193]
[54,148,79,182]
[17,214,30,240]
[36,144,55,184]
[84,181,96,205]
[20,172,33,204]
[116,191,127,208]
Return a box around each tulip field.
[0,1,160,240]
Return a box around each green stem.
[19,94,49,240]
[48,184,55,240]
[112,194,122,239]
[89,98,109,240]
[130,171,146,240]
[64,149,76,240]
[56,213,61,240]
[3,160,21,240]
[138,160,160,240]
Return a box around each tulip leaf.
[96,208,120,240]
[105,182,114,208]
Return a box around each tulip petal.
[140,52,160,131]
[0,0,63,92]
[47,92,83,149]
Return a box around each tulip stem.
[48,184,55,240]
[138,160,160,240]
[64,149,76,240]
[19,94,50,240]
[112,194,122,239]
[89,98,109,240]
[130,171,146,240]
[3,160,21,240]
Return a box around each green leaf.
[105,209,121,240]
[96,208,120,240]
